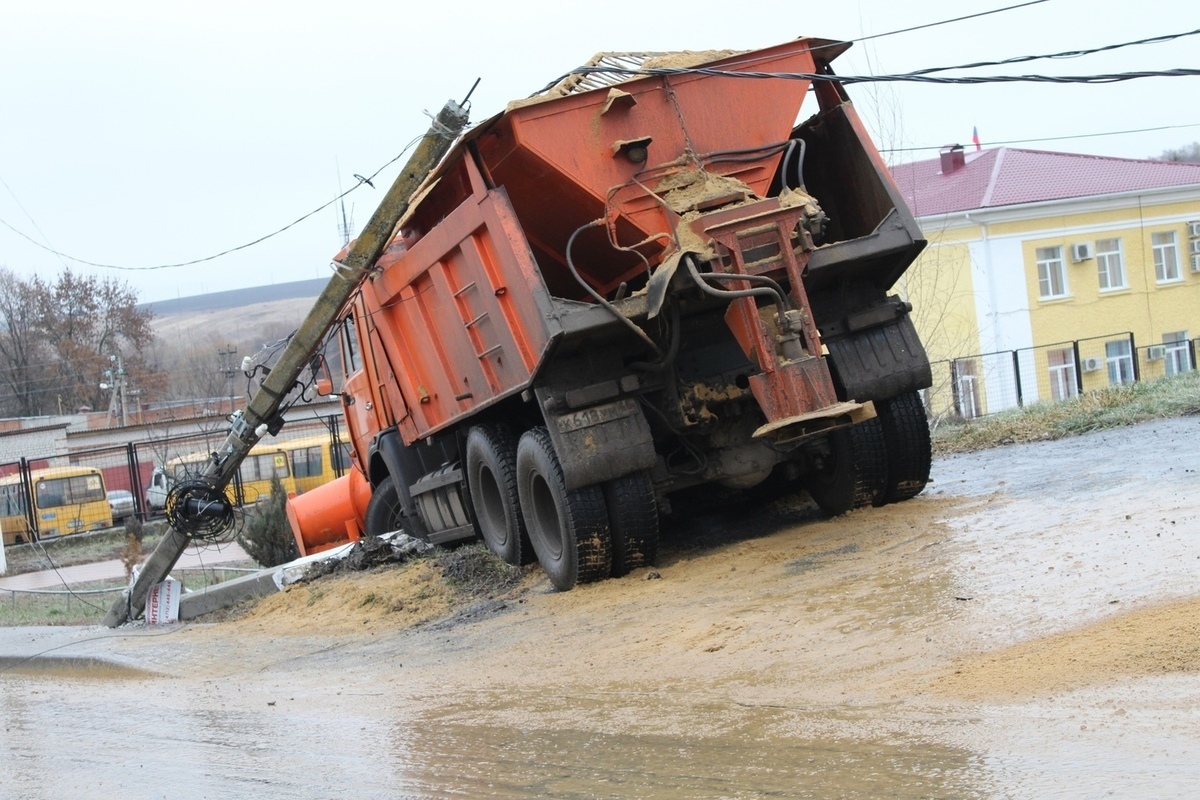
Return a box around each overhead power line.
[0,134,424,272]
[905,27,1200,77]
[565,64,1200,87]
[844,0,1049,46]
[2,5,1193,274]
[880,122,1200,154]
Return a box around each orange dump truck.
[289,38,933,590]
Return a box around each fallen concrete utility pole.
[104,97,471,627]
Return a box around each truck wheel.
[516,427,611,591]
[853,417,889,508]
[466,423,532,566]
[364,475,429,540]
[603,471,658,577]
[805,426,882,516]
[877,392,932,504]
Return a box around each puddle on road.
[395,692,988,799]
[0,654,155,680]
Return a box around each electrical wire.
[566,63,1200,87]
[0,133,426,272]
[838,0,1049,47]
[22,535,109,613]
[901,28,1200,77]
[0,622,194,675]
[880,122,1200,153]
[534,0,1053,93]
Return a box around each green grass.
[3,522,168,577]
[932,371,1200,455]
[0,567,252,626]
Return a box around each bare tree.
[0,267,161,416]
[1154,142,1200,163]
[0,268,53,416]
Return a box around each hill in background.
[145,279,328,398]
[144,278,327,316]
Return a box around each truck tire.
[877,391,931,504]
[516,427,611,591]
[465,423,532,566]
[805,425,883,516]
[853,417,890,508]
[364,475,429,541]
[603,470,658,577]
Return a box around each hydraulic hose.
[566,220,664,359]
[683,254,789,319]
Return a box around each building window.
[1047,347,1078,401]
[1096,238,1126,290]
[1152,231,1182,283]
[292,446,324,479]
[1164,331,1193,376]
[952,358,981,419]
[1105,339,1134,386]
[1036,246,1068,299]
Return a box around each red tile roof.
[890,147,1200,217]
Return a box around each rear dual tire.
[877,391,932,504]
[516,427,611,591]
[465,423,533,566]
[805,391,931,515]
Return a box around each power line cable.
[0,133,425,272]
[843,0,1050,46]
[0,173,70,271]
[903,27,1200,76]
[565,63,1200,87]
[880,122,1200,154]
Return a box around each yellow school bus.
[161,431,349,507]
[279,432,351,495]
[0,466,113,544]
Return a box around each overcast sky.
[1,0,1196,303]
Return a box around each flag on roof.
[972,126,981,151]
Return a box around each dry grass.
[933,371,1200,455]
[3,523,169,576]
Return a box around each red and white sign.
[145,577,181,625]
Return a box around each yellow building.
[891,145,1200,419]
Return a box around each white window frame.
[1164,331,1193,376]
[1047,347,1078,401]
[1152,231,1182,283]
[1036,246,1068,300]
[1105,339,1134,386]
[953,359,981,419]
[1095,238,1126,291]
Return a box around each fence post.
[1011,350,1023,407]
[1130,332,1140,383]
[1072,340,1084,396]
[126,442,144,520]
[18,457,36,539]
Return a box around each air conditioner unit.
[1146,345,1166,361]
[1081,356,1103,372]
[1189,220,1200,238]
[1192,253,1200,273]
[1070,242,1093,263]
[1190,239,1200,256]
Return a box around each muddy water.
[402,695,985,798]
[1,418,1198,798]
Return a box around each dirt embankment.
[213,415,1200,706]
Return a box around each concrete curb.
[178,569,282,621]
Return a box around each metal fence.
[1,414,346,542]
[925,332,1199,422]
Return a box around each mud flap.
[542,397,656,491]
[826,315,932,401]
